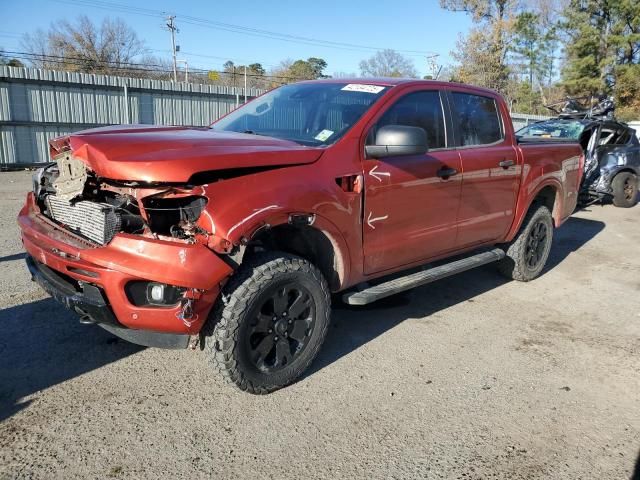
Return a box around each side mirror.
[365,125,429,158]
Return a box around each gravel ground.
[0,170,639,480]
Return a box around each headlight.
[125,281,185,307]
[142,195,207,236]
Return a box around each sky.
[0,0,473,78]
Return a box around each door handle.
[499,159,515,168]
[437,167,458,179]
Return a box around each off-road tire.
[498,204,554,282]
[202,252,331,394]
[611,172,638,208]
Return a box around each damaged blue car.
[517,98,639,208]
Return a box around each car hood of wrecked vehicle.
[49,125,324,183]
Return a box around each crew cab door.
[447,91,521,248]
[362,89,462,275]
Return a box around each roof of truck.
[301,77,501,97]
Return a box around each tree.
[615,64,640,120]
[288,57,329,79]
[359,49,417,78]
[561,0,640,118]
[21,15,147,74]
[218,61,271,89]
[451,28,510,89]
[0,49,24,67]
[509,10,559,107]
[266,57,329,87]
[440,0,518,91]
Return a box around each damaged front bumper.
[18,193,233,348]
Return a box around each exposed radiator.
[44,196,121,245]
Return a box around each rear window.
[451,93,503,146]
[516,119,585,140]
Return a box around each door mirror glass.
[365,125,429,158]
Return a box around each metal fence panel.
[0,83,10,122]
[511,113,550,132]
[0,66,262,166]
[1,65,553,167]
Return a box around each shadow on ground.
[0,298,143,421]
[308,215,605,378]
[0,252,25,263]
[0,216,605,420]
[632,450,640,480]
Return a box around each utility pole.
[166,15,178,82]
[244,65,247,103]
[426,54,441,80]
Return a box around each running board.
[342,248,506,306]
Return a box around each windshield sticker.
[315,129,334,142]
[341,84,385,94]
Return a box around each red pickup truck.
[19,79,583,393]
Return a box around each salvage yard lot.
[0,170,639,480]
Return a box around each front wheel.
[612,172,638,208]
[202,252,331,394]
[498,204,554,282]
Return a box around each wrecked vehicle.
[516,97,639,208]
[19,79,583,393]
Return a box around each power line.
[52,0,438,57]
[0,50,311,83]
[0,30,286,70]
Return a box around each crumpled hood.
[50,125,324,183]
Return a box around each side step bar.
[342,248,506,306]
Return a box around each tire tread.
[202,252,330,394]
[498,204,553,282]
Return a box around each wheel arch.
[610,166,639,178]
[243,219,351,292]
[506,181,563,242]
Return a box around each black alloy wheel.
[204,252,331,394]
[246,283,315,373]
[525,220,548,270]
[498,204,554,282]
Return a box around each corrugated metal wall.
[0,65,551,167]
[510,113,550,132]
[0,66,264,166]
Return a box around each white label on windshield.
[315,129,334,142]
[341,84,385,94]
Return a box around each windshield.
[211,82,389,146]
[516,119,586,140]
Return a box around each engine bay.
[33,153,209,245]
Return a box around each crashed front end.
[18,145,233,348]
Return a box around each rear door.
[362,88,463,275]
[448,91,521,248]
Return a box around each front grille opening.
[42,194,145,245]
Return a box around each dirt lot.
[0,170,638,480]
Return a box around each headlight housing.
[142,195,207,236]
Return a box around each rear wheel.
[202,252,331,394]
[612,172,638,208]
[498,204,554,282]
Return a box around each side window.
[372,91,447,149]
[451,93,503,146]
